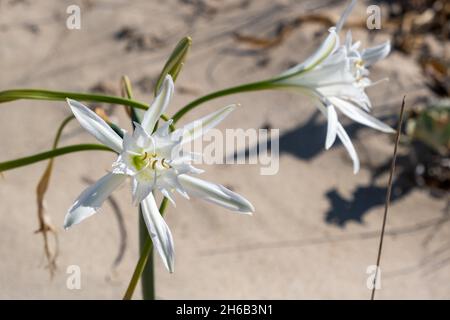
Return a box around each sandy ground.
[0,0,449,299]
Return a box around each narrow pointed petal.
[287,55,354,88]
[362,41,391,66]
[345,30,353,48]
[336,0,356,32]
[330,97,395,133]
[318,83,365,102]
[315,100,359,173]
[141,75,174,134]
[141,193,175,272]
[131,122,154,150]
[132,171,156,205]
[181,104,236,144]
[178,174,254,213]
[325,105,338,149]
[67,99,123,153]
[336,124,360,174]
[282,28,339,76]
[160,188,177,206]
[64,173,126,229]
[154,119,173,138]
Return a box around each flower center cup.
[131,152,171,172]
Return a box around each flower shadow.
[231,110,418,227]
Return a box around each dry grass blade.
[371,96,407,300]
[35,115,74,277]
[35,158,59,276]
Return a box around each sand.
[0,0,449,299]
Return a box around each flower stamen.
[150,159,157,170]
[161,159,171,169]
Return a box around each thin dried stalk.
[371,96,406,300]
[35,115,74,277]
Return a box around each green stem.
[139,205,154,300]
[171,80,274,124]
[123,197,169,300]
[0,144,113,172]
[121,75,155,300]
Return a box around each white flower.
[274,0,394,173]
[64,75,254,273]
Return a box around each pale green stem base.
[123,198,168,300]
[139,206,155,300]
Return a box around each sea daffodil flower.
[64,75,254,272]
[273,0,394,173]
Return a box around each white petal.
[154,119,173,138]
[362,41,391,66]
[287,55,354,88]
[348,90,372,111]
[317,83,372,111]
[336,0,356,32]
[178,174,254,213]
[345,30,353,48]
[67,99,123,153]
[181,104,236,144]
[153,135,182,160]
[326,105,338,149]
[351,41,361,52]
[171,160,204,175]
[132,171,156,205]
[316,100,360,173]
[160,188,177,206]
[317,83,363,101]
[158,170,189,199]
[64,173,126,229]
[337,124,360,174]
[130,122,154,150]
[112,154,135,175]
[140,193,175,273]
[282,28,339,76]
[329,97,395,133]
[141,75,174,134]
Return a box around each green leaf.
[0,89,148,110]
[0,144,114,173]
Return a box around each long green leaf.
[0,89,148,110]
[0,144,114,172]
[0,89,177,126]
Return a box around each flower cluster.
[63,0,394,274]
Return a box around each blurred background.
[0,0,449,299]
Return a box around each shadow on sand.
[231,111,418,227]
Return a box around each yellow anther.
[161,159,171,169]
[355,59,364,67]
